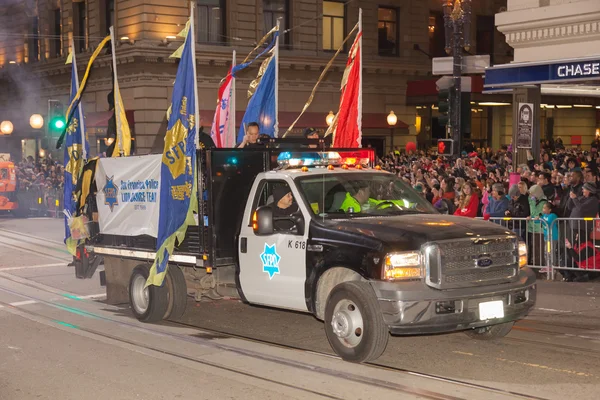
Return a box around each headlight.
[383,251,423,280]
[518,241,528,268]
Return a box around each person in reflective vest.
[340,182,370,213]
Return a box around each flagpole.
[189,2,200,150]
[274,20,280,137]
[108,26,123,155]
[71,41,87,161]
[231,50,236,147]
[357,8,363,148]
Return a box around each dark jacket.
[508,194,530,218]
[542,184,555,201]
[568,195,598,220]
[560,183,583,217]
[272,203,299,231]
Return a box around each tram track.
[1,228,595,399]
[0,269,551,400]
[0,281,500,400]
[0,229,71,262]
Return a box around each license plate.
[479,300,504,320]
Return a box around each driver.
[271,185,299,231]
[340,182,370,213]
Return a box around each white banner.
[96,154,162,237]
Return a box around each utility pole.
[442,0,471,156]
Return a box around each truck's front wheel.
[324,281,389,363]
[465,321,514,340]
[129,265,168,323]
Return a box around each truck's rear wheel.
[465,321,514,340]
[324,281,389,363]
[129,265,168,323]
[163,265,187,320]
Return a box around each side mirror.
[253,206,274,236]
[293,212,305,236]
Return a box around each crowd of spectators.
[14,156,65,193]
[377,137,600,282]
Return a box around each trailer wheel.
[129,265,168,323]
[464,322,514,340]
[163,265,187,320]
[324,281,389,363]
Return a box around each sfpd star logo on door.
[103,176,119,212]
[260,243,281,279]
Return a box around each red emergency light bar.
[334,149,375,168]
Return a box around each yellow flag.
[169,44,185,59]
[177,20,191,38]
[111,83,132,157]
[65,51,73,65]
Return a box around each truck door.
[238,178,309,312]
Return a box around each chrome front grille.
[444,267,516,283]
[425,237,519,289]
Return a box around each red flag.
[329,31,362,148]
[210,67,234,148]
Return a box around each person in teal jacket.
[540,202,559,272]
[527,184,548,266]
[527,185,548,234]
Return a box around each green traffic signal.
[48,117,66,136]
[50,117,65,129]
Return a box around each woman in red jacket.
[454,181,479,218]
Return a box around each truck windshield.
[296,172,438,218]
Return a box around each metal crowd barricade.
[477,216,600,280]
[548,217,600,281]
[485,217,551,277]
[14,186,64,218]
[14,186,47,217]
[44,187,64,219]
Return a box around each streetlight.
[326,111,335,126]
[442,0,472,156]
[387,111,398,126]
[387,111,397,153]
[0,120,13,135]
[30,114,44,129]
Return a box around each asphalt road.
[1,217,599,400]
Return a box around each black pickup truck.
[78,146,536,363]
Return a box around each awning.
[484,56,600,89]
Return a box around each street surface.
[0,217,599,399]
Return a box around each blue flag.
[63,51,89,254]
[147,22,198,287]
[238,32,279,143]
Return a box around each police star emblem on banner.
[103,176,119,212]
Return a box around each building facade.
[490,0,600,150]
[0,0,515,161]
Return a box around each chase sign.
[484,57,600,88]
[555,62,600,79]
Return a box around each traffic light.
[47,100,65,137]
[437,139,454,156]
[438,87,452,127]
